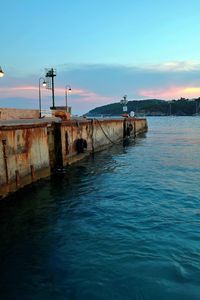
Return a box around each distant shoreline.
[87,99,200,117]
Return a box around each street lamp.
[65,84,72,112]
[39,77,46,118]
[45,68,56,109]
[0,66,4,78]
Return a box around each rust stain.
[15,170,20,187]
[2,139,9,184]
[30,165,35,181]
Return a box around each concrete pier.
[0,116,148,199]
[0,119,51,198]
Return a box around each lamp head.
[0,67,4,78]
[42,80,47,87]
[68,87,72,92]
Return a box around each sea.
[0,116,200,300]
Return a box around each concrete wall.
[0,123,50,198]
[59,120,93,165]
[0,108,39,120]
[57,118,147,166]
[59,119,124,166]
[134,118,148,135]
[47,124,57,169]
[92,119,123,150]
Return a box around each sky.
[1,0,200,115]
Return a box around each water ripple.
[0,117,200,299]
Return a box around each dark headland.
[87,98,200,117]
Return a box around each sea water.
[0,116,200,300]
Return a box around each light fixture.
[0,66,4,78]
[65,84,72,111]
[39,77,47,118]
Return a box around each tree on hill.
[86,98,200,116]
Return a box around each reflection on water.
[0,117,200,300]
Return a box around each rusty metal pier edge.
[0,117,148,199]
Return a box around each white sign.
[123,106,128,112]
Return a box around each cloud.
[57,61,200,96]
[139,85,200,99]
[0,85,112,106]
[1,61,200,114]
[0,83,112,114]
[54,87,112,103]
[143,61,200,72]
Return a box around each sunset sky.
[1,0,200,115]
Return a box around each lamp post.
[0,66,5,78]
[39,77,46,118]
[45,68,56,109]
[65,84,72,112]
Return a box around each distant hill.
[86,98,200,116]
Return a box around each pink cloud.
[54,87,112,103]
[56,82,114,105]
[0,85,45,99]
[0,85,112,106]
[138,85,200,99]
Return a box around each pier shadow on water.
[0,136,144,300]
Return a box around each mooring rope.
[93,118,123,145]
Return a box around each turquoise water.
[0,117,200,300]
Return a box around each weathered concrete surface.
[56,117,148,166]
[59,119,92,166]
[0,108,40,120]
[0,117,60,126]
[0,121,50,198]
[134,118,148,135]
[92,119,123,150]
